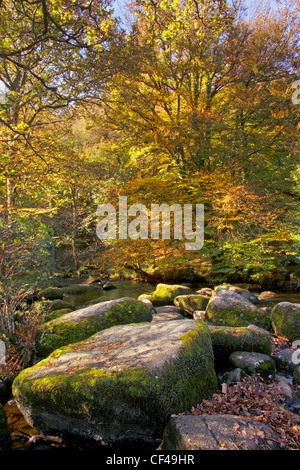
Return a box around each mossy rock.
[61,284,102,296]
[270,302,300,342]
[44,308,74,323]
[37,287,64,301]
[206,290,270,329]
[13,320,217,448]
[35,297,153,358]
[49,299,75,312]
[0,404,11,450]
[138,293,154,302]
[210,326,272,370]
[214,285,258,304]
[174,295,210,317]
[229,351,276,380]
[151,284,194,307]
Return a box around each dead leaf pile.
[188,374,300,450]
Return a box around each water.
[62,280,155,308]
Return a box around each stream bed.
[4,280,300,450]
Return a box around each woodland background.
[0,0,300,293]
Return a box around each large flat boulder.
[270,302,300,342]
[13,320,217,448]
[206,289,270,329]
[36,297,152,358]
[159,414,281,450]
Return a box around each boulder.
[215,285,258,304]
[193,311,206,321]
[152,312,184,322]
[274,348,298,377]
[159,414,281,450]
[174,295,210,317]
[229,352,276,380]
[218,368,247,386]
[13,320,217,448]
[0,404,11,450]
[270,302,300,342]
[209,326,272,369]
[49,299,75,312]
[102,282,116,291]
[258,291,277,300]
[35,297,153,358]
[44,308,74,323]
[206,289,270,329]
[61,284,102,296]
[150,284,194,307]
[37,287,64,301]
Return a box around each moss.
[36,299,152,358]
[151,284,194,307]
[0,404,11,450]
[13,322,217,443]
[61,285,101,295]
[174,295,210,316]
[210,326,272,370]
[49,300,75,312]
[44,308,74,322]
[229,352,276,380]
[270,303,300,342]
[37,287,64,301]
[206,298,270,329]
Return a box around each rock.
[61,284,102,296]
[275,377,300,413]
[44,308,74,322]
[193,311,206,321]
[270,302,300,342]
[152,312,184,322]
[174,295,210,317]
[138,298,157,316]
[49,299,75,312]
[0,403,11,450]
[138,293,154,302]
[258,291,277,300]
[215,285,258,304]
[155,306,182,315]
[159,414,281,450]
[35,297,153,358]
[274,349,298,376]
[209,326,272,370]
[229,352,276,380]
[150,284,194,307]
[37,287,64,301]
[218,368,247,386]
[206,289,270,329]
[13,320,217,448]
[102,282,116,291]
